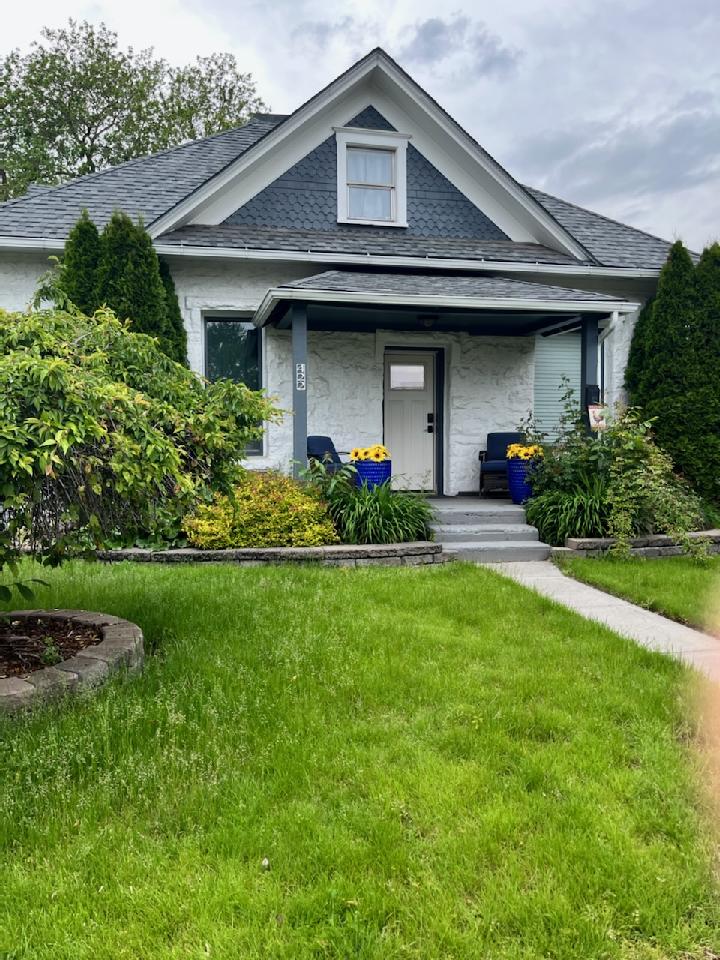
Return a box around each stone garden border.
[0,611,144,714]
[552,529,720,559]
[99,541,446,567]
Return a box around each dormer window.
[335,127,409,227]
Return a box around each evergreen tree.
[95,211,171,353]
[689,243,720,501]
[624,296,653,398]
[159,259,187,365]
[61,210,101,314]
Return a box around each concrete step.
[443,540,551,563]
[433,523,539,543]
[433,505,527,525]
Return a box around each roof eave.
[151,239,660,279]
[253,285,640,328]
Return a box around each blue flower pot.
[507,458,533,504]
[354,459,391,489]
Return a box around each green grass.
[0,560,718,959]
[560,555,720,630]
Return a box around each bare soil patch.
[0,616,101,678]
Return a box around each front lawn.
[560,555,720,630]
[1,561,718,959]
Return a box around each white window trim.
[335,127,410,227]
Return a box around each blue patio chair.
[478,432,525,496]
[307,435,344,473]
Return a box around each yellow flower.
[369,449,384,462]
[506,442,544,461]
[349,447,362,461]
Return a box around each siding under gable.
[224,106,508,241]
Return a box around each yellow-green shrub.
[183,471,339,548]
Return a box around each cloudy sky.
[4,0,719,249]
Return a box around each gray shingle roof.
[280,270,624,303]
[156,223,582,265]
[525,187,675,269]
[0,114,288,239]
[0,89,676,272]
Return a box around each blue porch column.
[580,315,600,429]
[291,302,308,478]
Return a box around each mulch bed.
[0,616,102,679]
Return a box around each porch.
[252,271,639,495]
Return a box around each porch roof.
[253,269,639,329]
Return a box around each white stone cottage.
[0,49,668,495]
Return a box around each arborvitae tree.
[630,241,700,494]
[95,211,171,353]
[159,259,187,365]
[624,296,653,398]
[61,210,101,314]
[688,243,720,501]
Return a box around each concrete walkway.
[492,560,720,683]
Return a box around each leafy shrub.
[303,460,434,544]
[183,471,338,548]
[0,305,278,577]
[527,390,706,552]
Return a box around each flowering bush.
[506,443,544,461]
[183,471,338,549]
[349,444,390,463]
[0,304,278,583]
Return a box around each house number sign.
[295,362,306,391]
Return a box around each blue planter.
[354,459,391,489]
[507,458,533,504]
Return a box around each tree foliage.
[95,211,170,349]
[0,20,266,199]
[159,259,188,365]
[60,210,101,316]
[0,305,278,577]
[627,240,720,502]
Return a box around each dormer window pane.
[348,186,392,220]
[347,148,393,186]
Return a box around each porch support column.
[291,302,308,478]
[580,314,600,431]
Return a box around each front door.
[384,352,436,491]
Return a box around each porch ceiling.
[253,269,639,332]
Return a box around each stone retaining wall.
[99,541,446,567]
[0,611,144,714]
[553,529,720,559]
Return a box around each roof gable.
[151,49,590,260]
[224,105,509,242]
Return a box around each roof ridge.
[0,114,287,214]
[526,184,672,246]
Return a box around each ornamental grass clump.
[302,460,434,545]
[183,471,339,548]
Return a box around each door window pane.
[206,319,262,454]
[389,363,425,390]
[348,186,392,220]
[347,147,393,185]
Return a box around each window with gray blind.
[533,332,581,439]
[205,319,262,455]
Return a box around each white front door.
[384,352,436,491]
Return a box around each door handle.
[426,425,434,434]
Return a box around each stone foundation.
[553,529,720,559]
